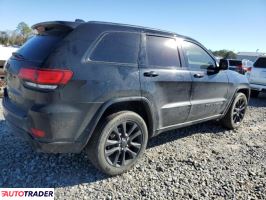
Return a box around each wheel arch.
[222,86,250,118]
[236,87,250,101]
[82,97,155,149]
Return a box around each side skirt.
[155,114,222,135]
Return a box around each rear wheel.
[250,90,260,98]
[86,111,148,175]
[221,92,248,129]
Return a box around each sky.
[0,0,266,52]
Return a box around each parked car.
[0,45,18,73]
[225,59,245,74]
[247,56,266,97]
[3,20,250,175]
[0,45,18,96]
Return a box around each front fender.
[221,71,250,117]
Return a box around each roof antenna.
[75,19,85,23]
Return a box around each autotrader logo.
[0,188,54,199]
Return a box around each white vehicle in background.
[0,45,19,95]
[242,59,254,73]
[0,45,19,70]
[247,56,266,97]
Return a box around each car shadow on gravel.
[148,120,225,149]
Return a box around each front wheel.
[221,92,248,129]
[86,111,148,175]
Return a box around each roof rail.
[88,21,177,35]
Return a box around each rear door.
[249,57,266,85]
[181,40,229,121]
[139,34,192,129]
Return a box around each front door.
[181,40,229,121]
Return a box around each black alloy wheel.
[221,92,248,129]
[86,111,148,175]
[232,97,247,125]
[104,121,143,167]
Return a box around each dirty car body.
[2,20,250,174]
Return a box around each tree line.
[211,50,236,59]
[0,22,33,46]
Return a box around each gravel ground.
[0,94,265,200]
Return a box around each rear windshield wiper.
[12,52,25,60]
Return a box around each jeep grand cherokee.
[3,20,250,175]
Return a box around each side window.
[182,41,215,71]
[90,32,140,64]
[146,35,180,67]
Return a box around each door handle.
[143,71,159,77]
[193,73,204,78]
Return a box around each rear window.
[15,34,65,62]
[254,57,266,68]
[229,60,242,66]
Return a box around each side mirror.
[207,65,219,75]
[219,59,228,70]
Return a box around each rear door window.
[254,57,266,68]
[90,32,140,64]
[146,35,180,67]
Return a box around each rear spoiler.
[32,20,84,32]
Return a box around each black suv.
[3,21,250,175]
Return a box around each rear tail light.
[31,128,45,138]
[18,68,73,89]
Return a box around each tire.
[86,111,148,175]
[250,90,260,98]
[221,92,248,130]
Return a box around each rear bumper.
[250,83,266,92]
[2,88,101,153]
[5,120,84,153]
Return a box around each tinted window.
[183,41,215,70]
[146,36,180,67]
[16,35,63,62]
[90,32,140,64]
[229,60,242,66]
[254,57,266,68]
